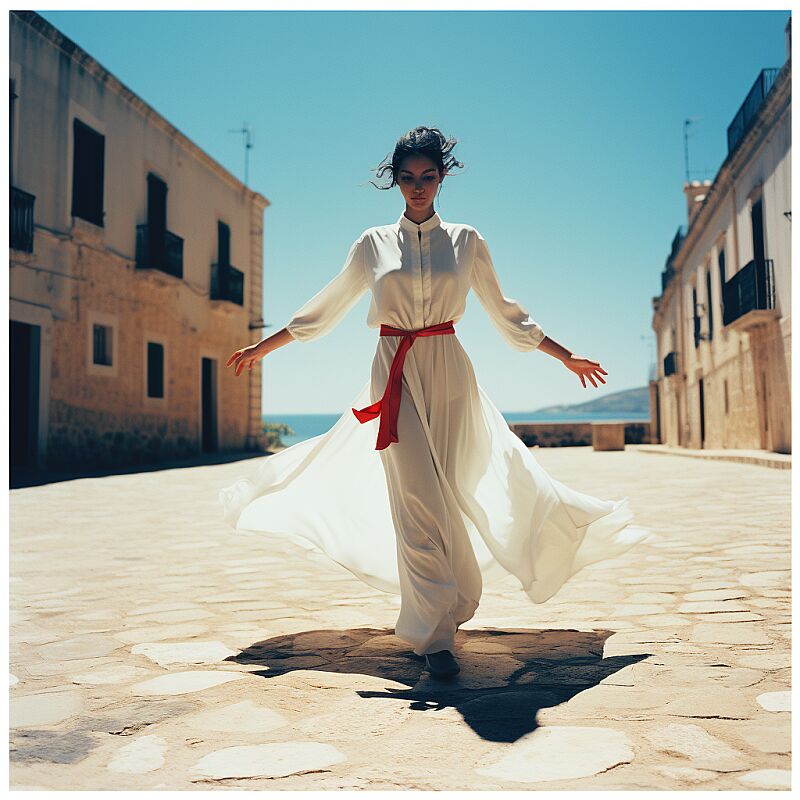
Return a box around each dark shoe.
[424,649,460,678]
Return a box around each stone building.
[9,11,270,476]
[650,16,791,454]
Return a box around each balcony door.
[147,173,167,268]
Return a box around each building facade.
[651,18,791,454]
[9,11,270,475]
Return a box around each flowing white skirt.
[218,336,653,605]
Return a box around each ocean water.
[264,410,650,449]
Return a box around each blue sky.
[38,8,790,413]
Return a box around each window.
[218,221,231,267]
[10,78,17,185]
[72,118,105,226]
[705,266,714,341]
[751,196,765,263]
[147,341,164,398]
[718,248,726,321]
[692,286,700,348]
[92,323,112,366]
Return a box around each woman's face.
[396,154,444,215]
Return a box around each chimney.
[683,180,712,226]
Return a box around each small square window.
[92,323,112,366]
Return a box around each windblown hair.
[370,125,465,190]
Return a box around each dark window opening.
[72,118,105,226]
[92,323,112,366]
[706,267,714,341]
[146,173,167,265]
[218,221,231,267]
[10,78,17,185]
[751,196,765,263]
[147,341,164,398]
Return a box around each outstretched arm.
[470,231,546,351]
[226,234,368,376]
[284,235,368,342]
[470,231,607,388]
[226,327,295,377]
[537,335,608,388]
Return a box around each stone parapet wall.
[509,421,652,447]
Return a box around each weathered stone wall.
[10,11,269,473]
[47,399,199,470]
[651,60,791,454]
[670,315,791,453]
[44,226,258,471]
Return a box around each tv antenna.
[229,122,254,187]
[683,117,703,182]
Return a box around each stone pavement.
[9,446,791,790]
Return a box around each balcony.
[210,262,244,306]
[722,258,777,331]
[727,68,780,156]
[663,351,678,377]
[10,186,35,252]
[135,223,183,279]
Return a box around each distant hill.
[532,385,649,415]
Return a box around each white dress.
[219,211,652,656]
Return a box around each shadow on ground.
[227,627,651,743]
[10,450,269,489]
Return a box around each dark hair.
[369,125,465,191]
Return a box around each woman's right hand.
[226,342,268,376]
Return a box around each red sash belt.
[352,320,455,450]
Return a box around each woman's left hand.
[562,354,608,388]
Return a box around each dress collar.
[397,210,442,233]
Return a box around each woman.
[220,126,651,680]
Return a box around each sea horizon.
[264,410,651,448]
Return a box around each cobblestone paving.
[9,446,791,790]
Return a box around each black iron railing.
[722,258,776,326]
[10,186,35,252]
[727,68,780,156]
[210,262,244,306]
[135,223,184,279]
[663,351,678,377]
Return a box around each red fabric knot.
[352,320,456,450]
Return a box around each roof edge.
[12,10,270,210]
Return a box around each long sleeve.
[470,230,546,352]
[286,234,368,342]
